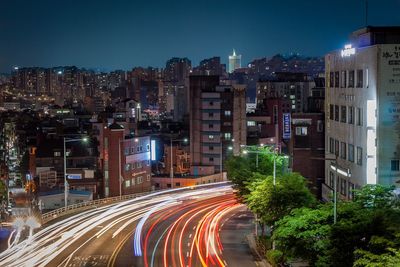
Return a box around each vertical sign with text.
[283,113,291,139]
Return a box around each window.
[175,182,181,187]
[146,144,150,151]
[54,151,61,157]
[147,174,151,181]
[357,147,363,165]
[340,178,347,196]
[334,105,339,121]
[131,178,135,185]
[209,124,214,128]
[131,147,135,153]
[341,106,347,123]
[335,140,339,157]
[329,138,334,153]
[208,135,214,140]
[329,171,334,188]
[209,146,214,150]
[136,161,142,168]
[340,142,347,159]
[348,106,354,124]
[356,108,363,126]
[224,110,231,116]
[224,133,231,140]
[391,160,400,171]
[348,70,354,87]
[348,182,355,200]
[341,71,347,88]
[329,72,334,87]
[125,180,131,187]
[125,163,130,171]
[317,120,324,132]
[330,104,334,120]
[247,121,256,126]
[366,68,369,88]
[348,144,354,162]
[335,71,339,87]
[146,160,150,166]
[295,127,308,136]
[209,101,214,106]
[124,147,129,155]
[357,70,363,88]
[137,176,143,184]
[209,157,214,162]
[209,112,214,117]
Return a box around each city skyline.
[2,0,400,73]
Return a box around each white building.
[228,49,241,73]
[324,27,400,201]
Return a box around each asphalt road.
[0,183,259,267]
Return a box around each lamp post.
[242,145,278,185]
[170,138,188,189]
[63,137,88,210]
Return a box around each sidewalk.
[246,234,272,267]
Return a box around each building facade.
[189,75,246,175]
[324,27,400,200]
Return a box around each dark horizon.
[1,0,400,73]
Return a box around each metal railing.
[41,181,230,224]
[41,191,150,224]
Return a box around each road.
[0,183,258,267]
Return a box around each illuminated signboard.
[341,44,356,57]
[151,140,156,160]
[67,174,82,180]
[282,113,291,139]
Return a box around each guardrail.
[41,181,230,224]
[41,191,151,224]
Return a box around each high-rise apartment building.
[228,49,241,73]
[189,75,246,175]
[324,26,400,200]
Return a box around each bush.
[266,249,284,267]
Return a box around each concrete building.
[228,49,241,73]
[289,113,325,197]
[324,26,400,201]
[189,75,246,175]
[102,123,151,197]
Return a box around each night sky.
[1,0,400,73]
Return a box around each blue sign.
[283,113,291,139]
[67,174,82,180]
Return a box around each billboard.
[283,113,291,139]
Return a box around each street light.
[170,138,188,189]
[242,145,278,185]
[63,137,88,210]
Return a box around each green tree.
[247,172,316,228]
[272,205,332,266]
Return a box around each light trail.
[0,183,233,267]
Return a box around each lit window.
[317,120,324,132]
[54,151,61,157]
[295,127,307,136]
[224,133,231,140]
[125,180,131,187]
[125,163,130,171]
[208,135,214,140]
[224,110,231,116]
[247,121,256,126]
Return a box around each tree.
[272,205,332,266]
[353,184,399,209]
[246,172,316,228]
[0,180,7,201]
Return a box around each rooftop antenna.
[365,0,368,27]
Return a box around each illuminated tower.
[228,49,241,73]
